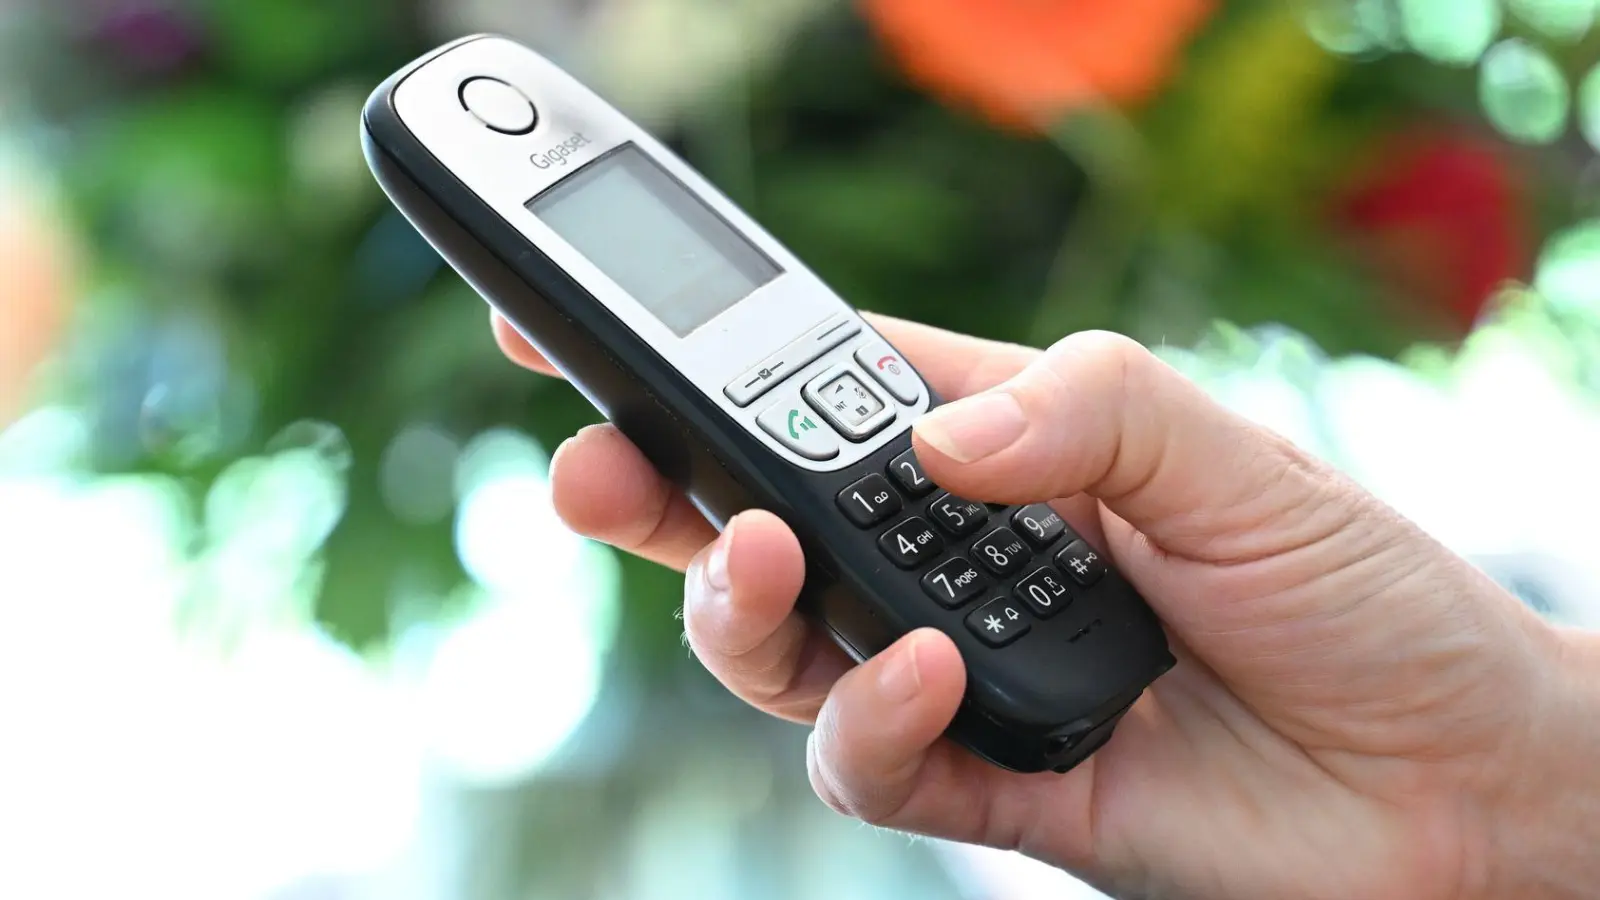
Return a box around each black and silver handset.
[362,35,1174,774]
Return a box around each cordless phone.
[362,35,1175,774]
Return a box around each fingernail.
[915,391,1028,464]
[878,634,925,704]
[705,518,736,593]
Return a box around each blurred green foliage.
[5,0,1594,654]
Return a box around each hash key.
[1056,540,1108,586]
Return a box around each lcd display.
[528,145,782,337]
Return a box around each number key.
[927,493,987,537]
[888,449,937,497]
[972,527,1029,578]
[920,557,989,609]
[877,517,944,570]
[1015,566,1072,618]
[1013,503,1068,549]
[836,474,902,528]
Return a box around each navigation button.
[757,397,840,461]
[804,366,896,441]
[855,340,922,404]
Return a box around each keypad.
[1056,540,1108,587]
[836,475,901,528]
[1013,503,1068,549]
[1015,566,1073,618]
[878,517,944,570]
[971,527,1030,578]
[965,597,1033,647]
[927,493,987,538]
[821,417,1131,656]
[920,557,989,609]
[888,449,937,497]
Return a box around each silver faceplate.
[391,36,928,471]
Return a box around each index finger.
[491,310,1040,401]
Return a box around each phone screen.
[529,145,782,337]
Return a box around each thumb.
[911,330,1346,565]
[912,332,1555,755]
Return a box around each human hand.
[493,312,1600,900]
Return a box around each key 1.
[836,474,902,528]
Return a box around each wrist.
[1486,626,1600,899]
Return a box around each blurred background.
[2,1,1600,898]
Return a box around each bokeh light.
[1479,38,1571,145]
[427,427,621,784]
[381,421,462,525]
[1399,0,1500,66]
[1536,219,1600,315]
[1508,0,1598,41]
[1581,64,1600,152]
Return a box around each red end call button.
[855,340,922,405]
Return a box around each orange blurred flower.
[861,0,1217,131]
[0,192,73,424]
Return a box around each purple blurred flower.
[89,1,204,75]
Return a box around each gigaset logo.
[532,134,592,169]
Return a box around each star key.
[964,598,1032,648]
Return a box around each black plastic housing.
[362,36,1175,774]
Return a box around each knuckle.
[1052,329,1152,379]
[1028,330,1153,405]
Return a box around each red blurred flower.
[1332,131,1531,330]
[860,0,1217,131]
